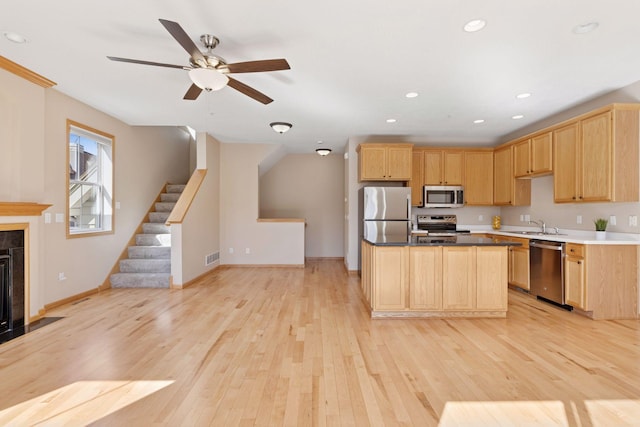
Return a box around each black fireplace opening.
[0,230,25,335]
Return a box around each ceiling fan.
[107,19,290,104]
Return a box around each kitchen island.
[361,235,520,318]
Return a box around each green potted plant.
[594,218,608,240]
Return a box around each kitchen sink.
[513,231,567,236]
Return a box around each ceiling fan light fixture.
[316,148,332,156]
[188,68,228,91]
[270,122,292,134]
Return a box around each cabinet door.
[464,151,493,205]
[423,151,443,185]
[410,151,424,206]
[360,146,387,181]
[553,122,579,202]
[493,146,513,205]
[513,140,531,177]
[409,247,442,310]
[443,151,464,185]
[581,111,612,201]
[510,247,530,290]
[565,256,585,309]
[476,246,508,310]
[442,247,476,310]
[373,246,408,311]
[386,146,412,180]
[531,132,553,175]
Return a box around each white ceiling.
[3,0,640,154]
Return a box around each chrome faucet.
[529,219,546,233]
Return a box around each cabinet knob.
[577,261,582,265]
[570,248,575,252]
[572,196,576,200]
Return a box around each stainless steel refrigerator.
[362,186,411,241]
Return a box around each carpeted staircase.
[110,184,185,288]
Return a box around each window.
[67,120,114,237]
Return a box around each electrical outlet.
[44,213,51,224]
[629,215,638,227]
[609,215,617,226]
[58,272,66,281]
[478,215,484,221]
[55,213,64,223]
[520,215,524,222]
[245,248,251,254]
[577,215,582,224]
[524,214,530,222]
[229,248,234,254]
[115,202,121,209]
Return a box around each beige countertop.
[465,226,640,245]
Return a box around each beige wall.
[220,143,304,265]
[1,65,191,318]
[171,133,221,285]
[259,153,344,258]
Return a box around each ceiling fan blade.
[227,77,273,104]
[226,59,290,74]
[184,84,203,100]
[158,19,205,63]
[107,56,186,69]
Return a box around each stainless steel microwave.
[423,185,465,208]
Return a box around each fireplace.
[0,230,25,335]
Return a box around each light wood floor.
[1,260,639,426]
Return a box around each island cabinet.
[493,145,531,206]
[513,132,553,178]
[357,143,413,181]
[361,241,508,318]
[488,234,530,290]
[553,106,640,203]
[564,243,638,319]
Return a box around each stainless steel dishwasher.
[529,240,565,305]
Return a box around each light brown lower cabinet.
[564,243,638,319]
[488,235,529,291]
[361,241,508,317]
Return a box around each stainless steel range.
[415,215,470,236]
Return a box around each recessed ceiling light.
[463,19,486,33]
[516,93,531,99]
[4,31,27,43]
[386,118,397,123]
[573,22,599,34]
[405,92,418,98]
[317,140,323,144]
[512,114,524,120]
[473,119,485,124]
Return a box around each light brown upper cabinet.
[513,132,552,178]
[358,143,413,182]
[553,106,639,203]
[409,151,424,206]
[493,145,530,206]
[423,150,463,185]
[464,150,493,205]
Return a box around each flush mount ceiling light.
[463,19,486,33]
[473,119,485,124]
[516,92,531,99]
[512,114,525,120]
[405,92,419,98]
[386,118,397,123]
[270,122,292,134]
[188,68,229,91]
[316,148,332,156]
[573,22,599,34]
[3,31,27,43]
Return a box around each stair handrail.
[165,169,207,225]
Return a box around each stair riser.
[110,273,170,288]
[142,223,170,234]
[149,212,170,223]
[136,234,171,246]
[120,259,171,273]
[155,202,176,212]
[128,247,171,259]
[166,184,186,193]
[160,193,181,202]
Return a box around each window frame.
[66,119,115,238]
